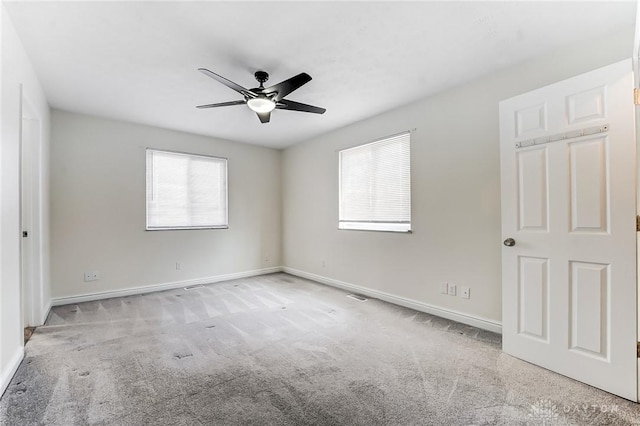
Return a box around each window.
[339,132,411,232]
[146,149,228,230]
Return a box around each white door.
[500,59,637,401]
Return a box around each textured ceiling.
[4,1,636,149]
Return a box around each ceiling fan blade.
[257,112,271,123]
[276,99,326,114]
[263,73,312,102]
[196,100,246,109]
[198,68,256,98]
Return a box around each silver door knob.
[503,238,515,247]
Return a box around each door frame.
[20,90,44,329]
[634,0,640,401]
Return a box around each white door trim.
[20,91,44,328]
[633,0,640,401]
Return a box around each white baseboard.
[49,266,502,334]
[51,267,283,306]
[40,300,52,325]
[283,267,502,334]
[0,347,24,398]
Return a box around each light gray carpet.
[1,273,638,425]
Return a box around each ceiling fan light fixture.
[197,68,325,122]
[247,96,276,113]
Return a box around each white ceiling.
[4,1,636,149]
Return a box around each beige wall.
[282,28,634,325]
[1,3,51,393]
[50,111,281,299]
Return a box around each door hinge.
[636,216,640,231]
[635,88,640,105]
[637,342,640,358]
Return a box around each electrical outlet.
[440,283,449,294]
[460,286,470,299]
[448,284,457,296]
[176,262,181,270]
[84,271,99,282]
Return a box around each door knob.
[503,238,515,247]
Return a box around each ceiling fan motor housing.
[254,71,269,87]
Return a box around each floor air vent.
[346,294,368,302]
[184,285,205,291]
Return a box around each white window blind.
[339,132,411,232]
[146,149,228,230]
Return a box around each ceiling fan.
[196,68,326,123]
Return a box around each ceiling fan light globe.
[247,97,276,113]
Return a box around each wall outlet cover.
[83,271,99,282]
[447,284,456,296]
[440,283,449,294]
[461,286,470,299]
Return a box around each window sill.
[338,222,411,233]
[146,226,229,231]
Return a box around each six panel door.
[499,59,637,401]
